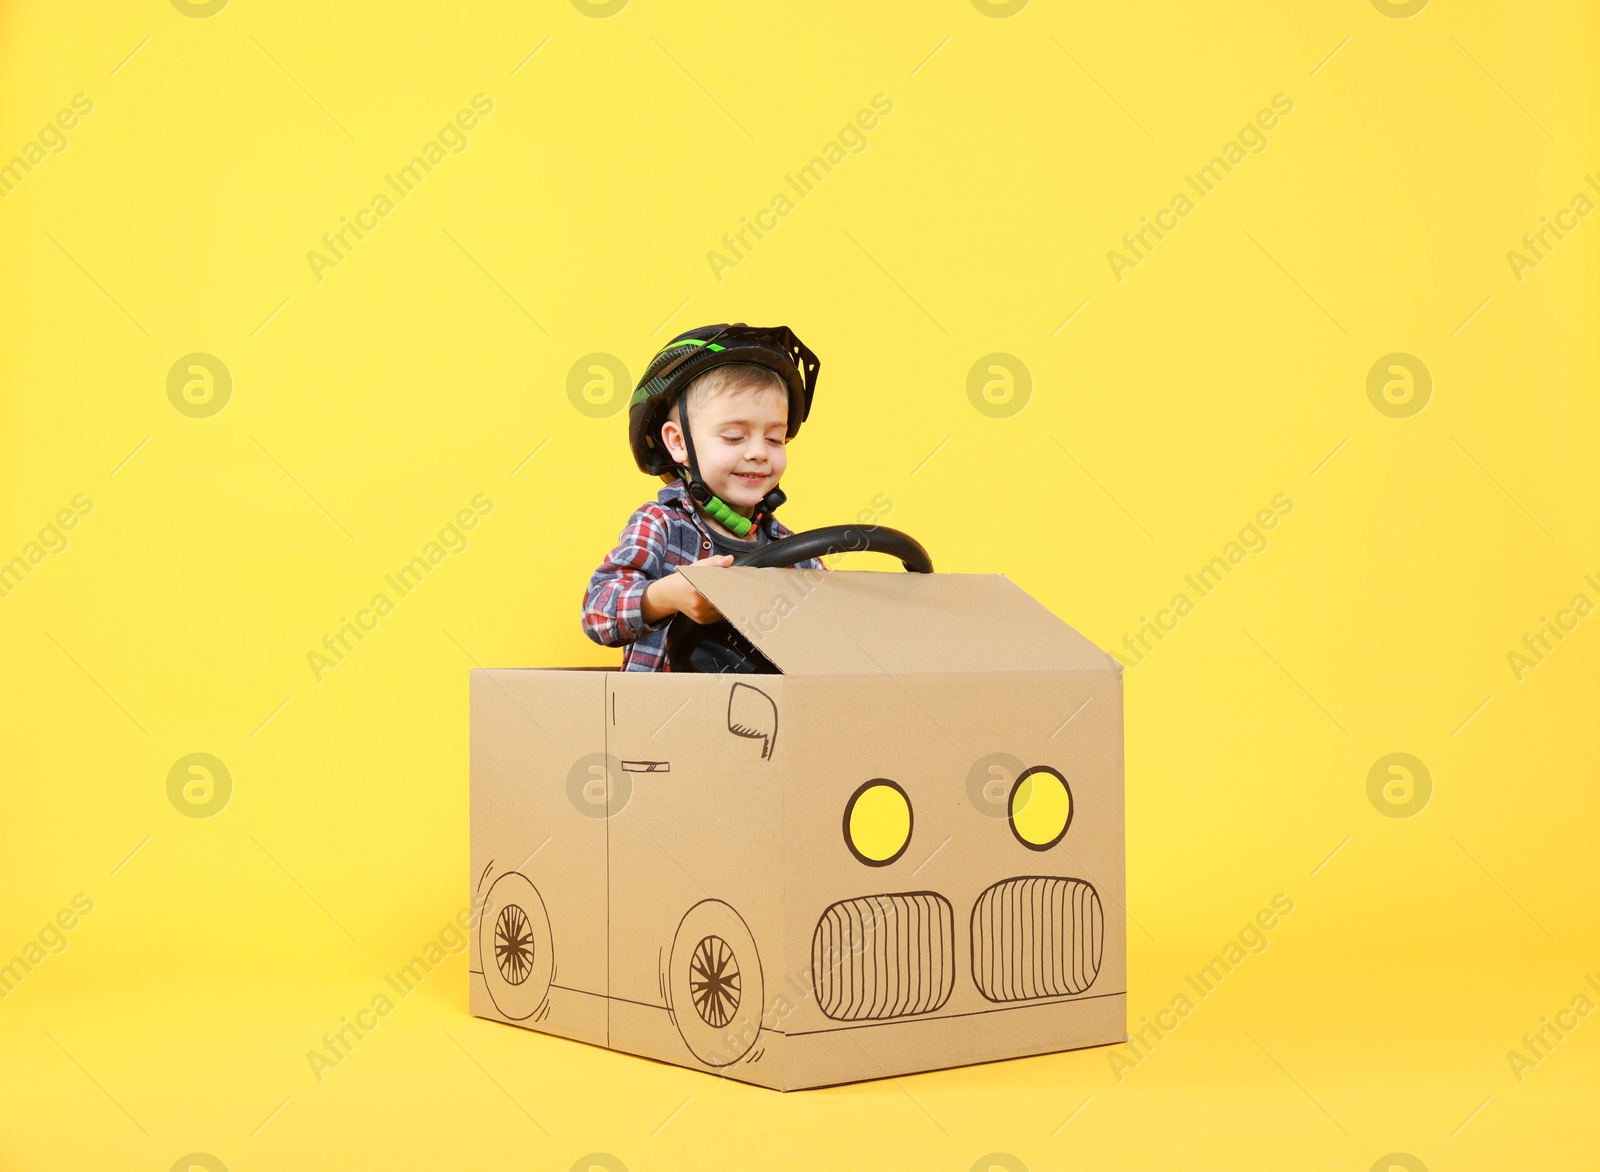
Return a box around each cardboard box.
[469,565,1126,1090]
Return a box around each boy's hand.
[642,555,733,625]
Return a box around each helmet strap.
[676,389,754,538]
[674,391,789,540]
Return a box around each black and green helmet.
[627,323,819,478]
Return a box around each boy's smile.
[662,382,790,525]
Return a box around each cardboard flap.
[676,566,1116,675]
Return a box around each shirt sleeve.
[582,506,673,648]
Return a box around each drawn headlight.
[1009,765,1072,850]
[844,779,912,866]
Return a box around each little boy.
[583,323,824,670]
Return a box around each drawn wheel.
[480,872,553,1021]
[495,904,535,985]
[669,900,764,1066]
[689,935,740,1028]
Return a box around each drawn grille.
[971,877,1103,1002]
[811,893,954,1021]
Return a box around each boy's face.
[662,385,789,512]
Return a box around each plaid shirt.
[582,480,822,671]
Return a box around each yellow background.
[2,0,1596,1168]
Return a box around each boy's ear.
[659,418,688,464]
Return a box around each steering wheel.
[665,524,934,674]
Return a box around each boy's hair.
[666,362,787,426]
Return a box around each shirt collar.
[655,478,779,540]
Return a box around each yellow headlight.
[1009,766,1072,849]
[844,780,912,866]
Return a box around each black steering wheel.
[665,524,933,674]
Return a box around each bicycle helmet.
[627,323,819,536]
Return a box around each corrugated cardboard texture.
[678,566,1118,675]
[470,569,1126,1089]
[773,671,1125,1086]
[603,671,785,1085]
[469,670,609,1048]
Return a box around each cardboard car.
[469,556,1126,1090]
